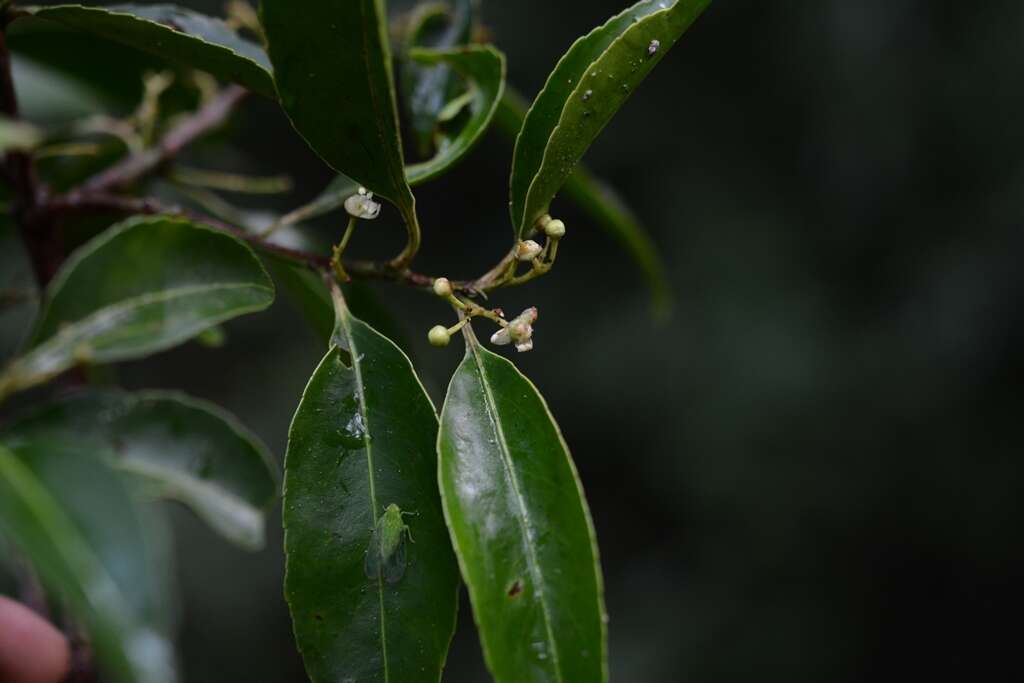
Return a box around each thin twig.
[37,191,498,293]
[0,27,36,207]
[41,191,332,270]
[79,85,248,194]
[1,17,61,287]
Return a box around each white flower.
[344,187,382,220]
[515,339,534,353]
[490,307,538,352]
[516,240,543,261]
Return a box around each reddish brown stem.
[80,85,248,194]
[0,24,57,286]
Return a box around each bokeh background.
[3,0,1023,680]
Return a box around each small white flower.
[344,186,382,220]
[516,240,543,261]
[490,327,512,345]
[490,307,538,352]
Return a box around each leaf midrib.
[510,0,660,231]
[337,312,391,683]
[116,458,262,519]
[27,280,271,360]
[467,341,564,681]
[358,0,408,207]
[0,281,271,399]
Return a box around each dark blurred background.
[3,0,1024,681]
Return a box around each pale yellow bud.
[517,240,543,261]
[428,325,451,347]
[432,277,453,298]
[544,219,566,239]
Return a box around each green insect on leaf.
[364,503,414,584]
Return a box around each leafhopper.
[364,503,414,584]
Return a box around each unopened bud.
[544,219,566,239]
[536,214,553,230]
[432,277,453,298]
[517,240,543,261]
[428,325,451,347]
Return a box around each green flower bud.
[544,219,566,239]
[428,325,451,347]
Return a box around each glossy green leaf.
[2,389,279,550]
[26,4,275,98]
[0,215,274,400]
[438,325,607,683]
[510,0,711,236]
[0,444,177,683]
[260,0,416,223]
[496,88,671,315]
[404,45,506,184]
[283,287,458,682]
[400,0,474,157]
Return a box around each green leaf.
[496,87,671,315]
[400,0,474,157]
[283,287,458,681]
[2,389,279,550]
[260,0,417,229]
[438,325,607,683]
[0,443,177,683]
[510,0,711,237]
[0,215,274,400]
[404,45,506,184]
[26,4,275,99]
